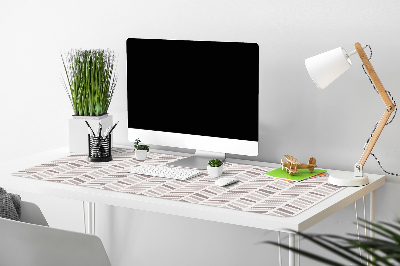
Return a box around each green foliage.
[208,159,223,167]
[61,49,118,116]
[134,138,149,152]
[263,218,400,266]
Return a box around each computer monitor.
[126,38,259,169]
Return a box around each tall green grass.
[61,49,118,116]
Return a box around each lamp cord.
[362,45,399,176]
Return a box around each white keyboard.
[129,165,202,180]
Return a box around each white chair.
[0,201,111,266]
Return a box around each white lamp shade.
[305,47,352,89]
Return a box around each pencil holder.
[88,134,112,162]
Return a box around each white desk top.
[0,145,385,232]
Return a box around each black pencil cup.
[88,134,112,162]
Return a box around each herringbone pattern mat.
[12,148,343,217]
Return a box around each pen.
[95,122,102,137]
[88,128,94,137]
[94,124,99,137]
[85,120,95,136]
[98,123,102,138]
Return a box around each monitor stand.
[168,150,225,170]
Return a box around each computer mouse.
[215,177,239,187]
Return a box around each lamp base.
[328,172,369,187]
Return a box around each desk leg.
[370,190,375,238]
[289,233,295,266]
[83,201,95,235]
[297,234,300,266]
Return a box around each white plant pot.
[69,114,113,154]
[207,165,223,178]
[135,150,148,161]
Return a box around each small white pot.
[135,150,148,161]
[207,165,223,178]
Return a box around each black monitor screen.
[126,38,259,142]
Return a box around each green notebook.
[265,168,327,182]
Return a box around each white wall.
[2,0,400,265]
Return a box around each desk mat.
[12,148,344,217]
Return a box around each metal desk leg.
[83,201,95,235]
[289,233,295,266]
[278,232,282,266]
[370,190,376,265]
[370,190,375,238]
[297,234,300,266]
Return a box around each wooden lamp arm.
[354,42,394,175]
[357,110,392,168]
[355,43,395,111]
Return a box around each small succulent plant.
[134,138,149,152]
[208,159,223,167]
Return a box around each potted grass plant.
[61,49,118,153]
[207,159,223,177]
[134,138,150,161]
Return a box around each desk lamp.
[305,42,395,186]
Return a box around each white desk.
[0,146,385,266]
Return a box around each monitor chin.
[168,150,225,170]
